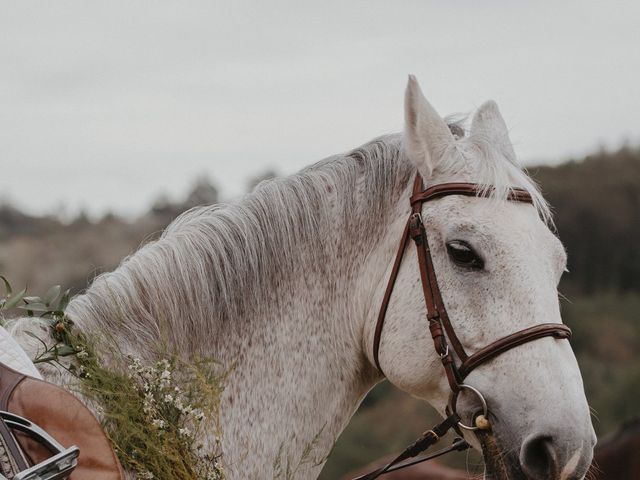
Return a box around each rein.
[356,175,571,479]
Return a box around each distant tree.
[532,145,640,294]
[149,177,219,224]
[0,204,59,240]
[247,169,278,192]
[71,209,92,227]
[151,193,173,213]
[184,177,219,208]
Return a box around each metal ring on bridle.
[448,384,489,431]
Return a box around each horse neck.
[215,201,409,478]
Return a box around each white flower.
[128,357,142,371]
[76,350,89,359]
[151,419,165,429]
[143,392,156,414]
[157,359,170,370]
[178,427,192,438]
[205,461,224,480]
[138,471,155,479]
[163,394,173,404]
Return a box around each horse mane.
[66,135,412,353]
[65,125,551,356]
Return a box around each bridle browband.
[355,175,571,480]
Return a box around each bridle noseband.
[356,175,571,479]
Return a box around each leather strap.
[408,208,464,392]
[352,413,465,480]
[459,323,571,379]
[410,182,533,206]
[372,220,412,373]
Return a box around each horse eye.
[446,241,484,270]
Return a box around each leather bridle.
[355,174,571,480]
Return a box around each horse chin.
[479,431,526,480]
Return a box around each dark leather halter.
[355,174,571,480]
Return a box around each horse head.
[366,76,595,480]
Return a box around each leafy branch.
[0,276,79,365]
[1,276,226,479]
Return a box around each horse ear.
[470,100,517,163]
[403,75,455,178]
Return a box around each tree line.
[532,145,640,294]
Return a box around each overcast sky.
[1,1,639,218]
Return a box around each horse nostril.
[520,434,559,479]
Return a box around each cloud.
[1,1,639,216]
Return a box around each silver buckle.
[447,384,489,431]
[0,411,79,480]
[14,448,79,480]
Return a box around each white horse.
[4,76,595,479]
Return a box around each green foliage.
[0,277,76,364]
[78,350,225,480]
[561,293,640,435]
[0,275,71,317]
[532,145,640,294]
[1,278,225,480]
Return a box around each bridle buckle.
[408,213,424,243]
[438,345,449,359]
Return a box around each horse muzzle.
[479,418,596,480]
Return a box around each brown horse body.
[588,418,640,480]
